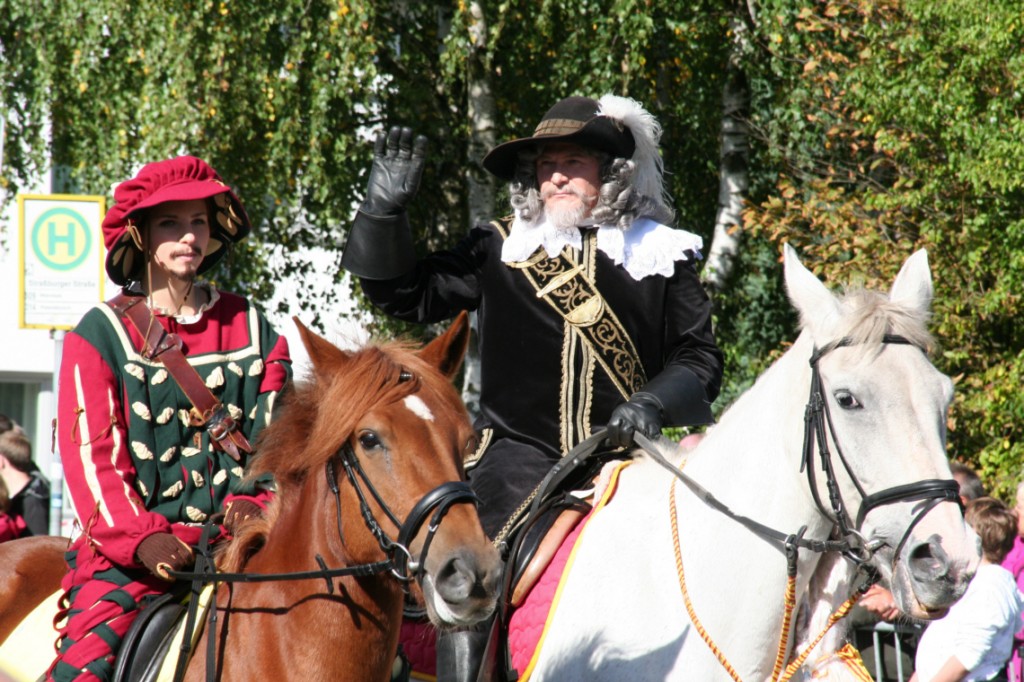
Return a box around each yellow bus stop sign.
[18,194,107,330]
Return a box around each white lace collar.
[500,215,703,280]
[152,283,220,324]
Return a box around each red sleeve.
[0,513,26,542]
[260,333,290,394]
[58,332,172,566]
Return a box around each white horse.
[510,245,980,681]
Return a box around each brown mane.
[218,338,462,571]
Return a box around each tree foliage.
[2,0,1021,490]
[742,0,1024,495]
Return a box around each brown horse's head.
[239,311,500,628]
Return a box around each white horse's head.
[783,244,980,619]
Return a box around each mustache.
[540,184,593,203]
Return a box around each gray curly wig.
[507,144,675,229]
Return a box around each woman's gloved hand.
[223,499,262,535]
[136,532,194,581]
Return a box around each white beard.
[544,200,589,230]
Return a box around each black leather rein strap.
[634,432,850,555]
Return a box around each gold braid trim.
[493,220,646,401]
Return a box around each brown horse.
[0,312,500,681]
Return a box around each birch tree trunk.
[461,0,497,415]
[703,14,752,294]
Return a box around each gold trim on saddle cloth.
[514,460,632,682]
[494,220,646,404]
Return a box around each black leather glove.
[606,393,664,449]
[605,366,715,449]
[360,126,428,217]
[136,532,194,581]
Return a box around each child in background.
[912,497,1023,682]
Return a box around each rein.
[634,333,962,681]
[167,440,478,682]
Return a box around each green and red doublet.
[50,288,290,681]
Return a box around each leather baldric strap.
[493,220,646,400]
[108,292,251,461]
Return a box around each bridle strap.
[856,479,962,528]
[336,442,479,582]
[638,333,961,567]
[397,480,480,579]
[803,334,962,566]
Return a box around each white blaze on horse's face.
[403,394,435,422]
[784,245,981,619]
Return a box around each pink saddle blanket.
[398,461,627,680]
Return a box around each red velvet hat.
[102,156,251,286]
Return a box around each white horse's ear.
[783,244,842,336]
[889,249,933,315]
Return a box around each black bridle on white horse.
[801,334,961,565]
[639,333,961,573]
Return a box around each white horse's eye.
[833,390,862,409]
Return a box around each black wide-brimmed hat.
[482,96,638,180]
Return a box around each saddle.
[483,436,624,682]
[113,589,189,682]
[507,496,591,608]
[112,582,214,682]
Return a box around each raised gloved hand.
[360,126,428,217]
[136,532,194,581]
[605,393,664,449]
[223,499,262,534]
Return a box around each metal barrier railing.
[852,621,923,682]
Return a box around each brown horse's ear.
[293,316,348,372]
[418,311,470,379]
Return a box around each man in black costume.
[342,94,724,681]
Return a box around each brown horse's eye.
[358,431,383,451]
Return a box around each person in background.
[0,428,51,536]
[0,478,27,541]
[0,414,18,436]
[1000,482,1024,682]
[48,156,291,681]
[952,462,986,507]
[911,497,1023,682]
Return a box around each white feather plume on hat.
[597,94,667,206]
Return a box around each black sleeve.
[20,486,51,536]
[359,226,493,324]
[661,259,724,404]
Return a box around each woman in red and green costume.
[49,157,291,681]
